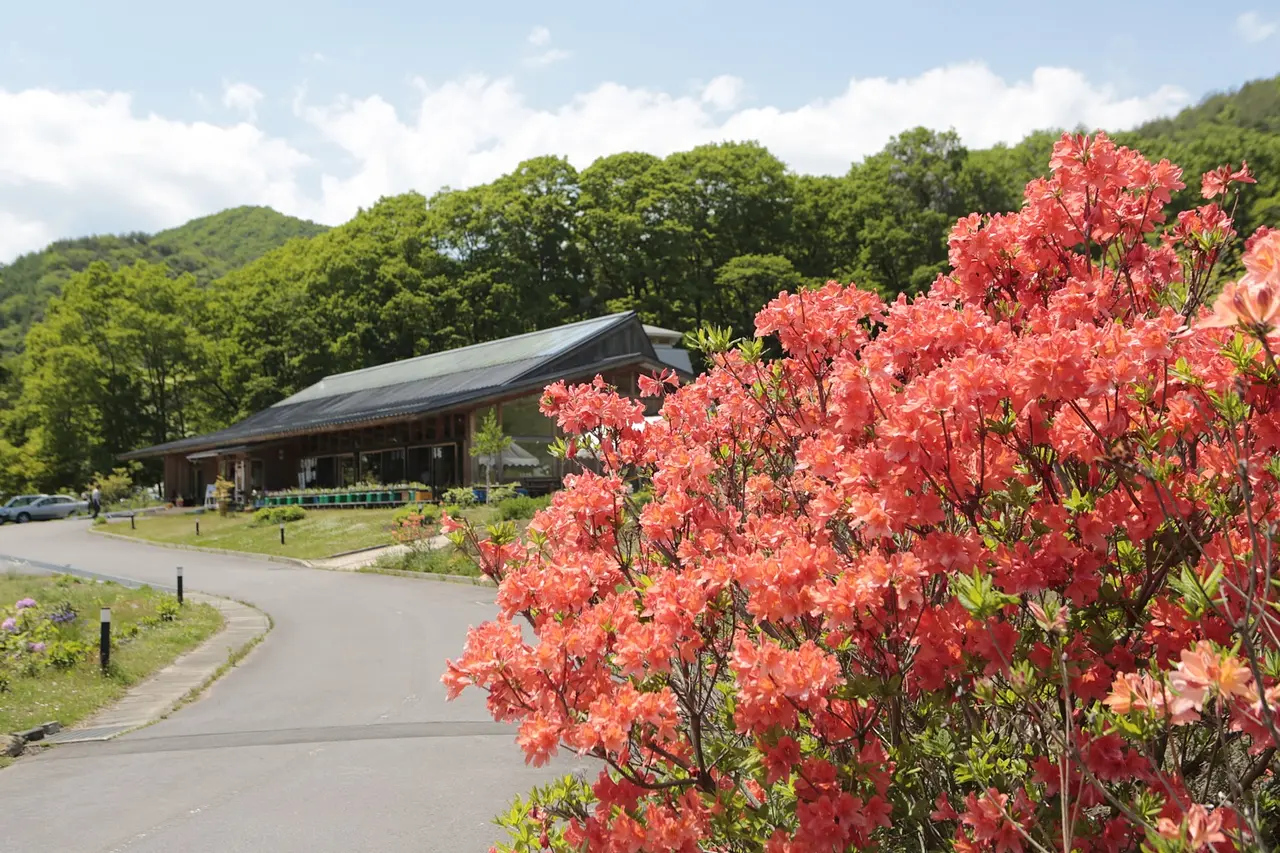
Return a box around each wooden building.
[124,313,692,504]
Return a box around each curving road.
[0,520,564,852]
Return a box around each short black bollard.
[280,523,285,546]
[99,607,111,672]
[195,520,200,536]
[130,514,136,530]
[176,566,184,605]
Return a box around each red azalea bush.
[444,133,1280,853]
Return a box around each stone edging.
[89,526,314,567]
[356,567,495,586]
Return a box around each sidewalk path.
[309,535,450,571]
[44,594,270,744]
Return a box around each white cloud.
[0,211,53,263]
[0,88,310,259]
[526,48,570,68]
[0,64,1190,261]
[222,81,264,120]
[701,75,745,111]
[524,26,569,67]
[1236,11,1278,42]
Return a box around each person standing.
[90,484,102,519]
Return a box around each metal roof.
[125,312,690,460]
[279,313,633,407]
[654,345,693,374]
[643,323,684,342]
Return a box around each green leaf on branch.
[952,569,1019,619]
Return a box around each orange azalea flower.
[1199,230,1280,338]
[1157,804,1227,852]
[1170,641,1255,714]
[1199,278,1280,337]
[1244,228,1280,286]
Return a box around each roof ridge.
[319,311,636,383]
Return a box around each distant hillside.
[1134,76,1280,138]
[0,206,328,355]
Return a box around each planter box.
[414,490,432,502]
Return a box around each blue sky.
[1,0,1277,260]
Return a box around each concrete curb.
[323,542,395,559]
[89,527,315,568]
[355,567,495,587]
[44,593,272,743]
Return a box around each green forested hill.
[4,75,1280,492]
[1134,75,1280,137]
[0,206,328,355]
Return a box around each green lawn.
[105,508,402,560]
[0,573,222,739]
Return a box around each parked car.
[0,494,88,523]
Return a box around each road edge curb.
[40,593,273,745]
[354,567,495,587]
[88,527,315,568]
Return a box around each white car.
[0,494,89,523]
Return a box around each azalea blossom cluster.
[445,133,1280,853]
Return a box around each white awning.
[482,442,542,469]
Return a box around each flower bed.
[257,483,431,509]
[0,574,222,735]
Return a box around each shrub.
[92,515,107,526]
[213,477,234,516]
[391,504,441,551]
[496,495,548,521]
[483,484,518,504]
[382,544,479,577]
[392,503,441,526]
[445,137,1280,852]
[155,597,181,622]
[92,465,138,506]
[252,506,306,525]
[442,486,475,507]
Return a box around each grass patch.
[106,508,403,560]
[374,543,482,577]
[0,573,222,735]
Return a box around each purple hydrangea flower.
[15,598,37,610]
[27,641,45,653]
[1,617,15,633]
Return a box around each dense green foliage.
[252,505,308,525]
[2,75,1278,495]
[0,206,327,358]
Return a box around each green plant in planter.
[213,477,235,517]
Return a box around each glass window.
[502,394,555,437]
[383,448,406,484]
[360,452,383,484]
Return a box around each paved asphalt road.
[0,520,571,852]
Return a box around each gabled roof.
[277,313,632,407]
[125,312,688,459]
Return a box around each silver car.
[0,494,88,523]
